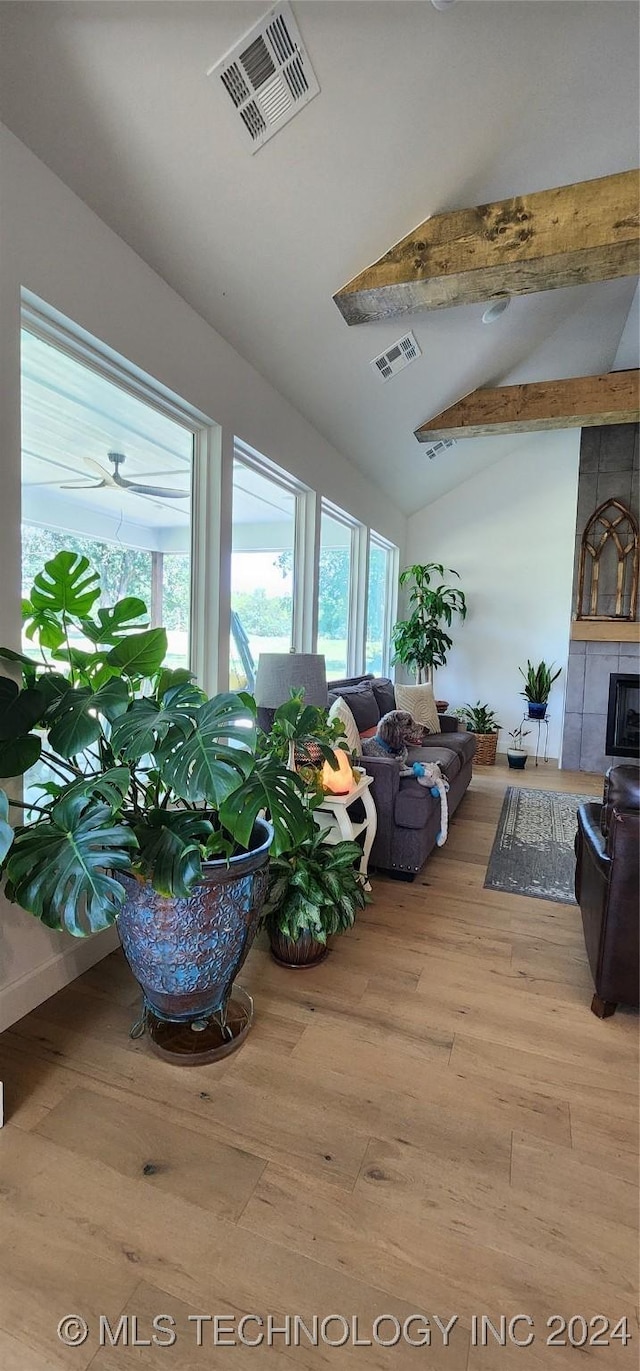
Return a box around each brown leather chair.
[575,764,640,1018]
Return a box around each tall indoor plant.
[0,551,312,1062]
[391,563,467,684]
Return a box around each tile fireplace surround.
[562,422,639,773]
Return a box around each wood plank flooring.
[0,764,637,1369]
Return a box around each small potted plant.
[262,826,369,968]
[519,660,561,720]
[0,551,312,1064]
[459,701,501,766]
[507,723,530,770]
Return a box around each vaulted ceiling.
[0,0,638,515]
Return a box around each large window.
[230,455,306,690]
[21,326,196,671]
[365,532,397,676]
[317,502,360,680]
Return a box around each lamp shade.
[254,653,328,707]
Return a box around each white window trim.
[21,298,221,694]
[318,498,367,680]
[367,531,399,678]
[232,441,314,656]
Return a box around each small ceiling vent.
[208,2,320,152]
[423,438,457,461]
[370,332,422,383]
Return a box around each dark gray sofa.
[328,674,475,880]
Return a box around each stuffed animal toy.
[404,760,449,846]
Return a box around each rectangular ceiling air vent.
[370,332,422,383]
[208,2,320,152]
[423,438,457,461]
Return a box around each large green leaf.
[30,551,101,619]
[23,603,66,651]
[91,677,130,722]
[220,755,310,855]
[106,629,168,678]
[53,767,131,813]
[45,678,130,758]
[0,678,45,740]
[79,598,149,645]
[158,693,256,804]
[0,734,41,778]
[110,694,196,762]
[0,790,14,863]
[5,795,136,936]
[133,810,213,898]
[47,686,102,759]
[0,647,39,684]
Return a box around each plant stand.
[313,772,377,889]
[521,713,550,766]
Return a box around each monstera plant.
[0,552,316,1060]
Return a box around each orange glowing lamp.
[322,748,356,795]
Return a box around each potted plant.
[0,551,312,1064]
[519,660,561,720]
[507,723,530,770]
[262,826,369,968]
[459,701,501,766]
[391,563,467,685]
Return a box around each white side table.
[313,771,377,888]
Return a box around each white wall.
[0,123,406,1030]
[406,431,581,761]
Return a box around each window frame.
[232,441,314,660]
[365,530,399,678]
[317,498,367,680]
[20,300,220,694]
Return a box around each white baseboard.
[0,925,120,1034]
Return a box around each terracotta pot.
[269,926,329,968]
[118,819,272,1024]
[435,700,449,713]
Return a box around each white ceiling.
[1,1,638,516]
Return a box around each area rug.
[484,787,597,903]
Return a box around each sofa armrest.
[358,754,401,803]
[437,714,459,733]
[577,802,610,876]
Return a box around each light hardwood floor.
[0,764,637,1370]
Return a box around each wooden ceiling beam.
[415,370,640,442]
[334,171,640,325]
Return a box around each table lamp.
[254,653,328,735]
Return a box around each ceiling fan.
[60,450,189,499]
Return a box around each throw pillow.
[328,695,362,757]
[394,682,441,735]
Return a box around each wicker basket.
[471,731,499,766]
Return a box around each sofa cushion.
[371,677,396,717]
[329,682,380,734]
[328,695,362,756]
[405,745,461,781]
[394,682,441,734]
[409,731,475,767]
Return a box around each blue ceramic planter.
[527,702,547,720]
[118,819,272,1024]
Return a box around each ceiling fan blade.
[129,483,190,499]
[111,470,188,499]
[59,480,107,490]
[81,455,113,480]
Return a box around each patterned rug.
[484,787,597,904]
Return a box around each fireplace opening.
[606,673,640,758]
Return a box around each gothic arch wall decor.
[577,498,639,621]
